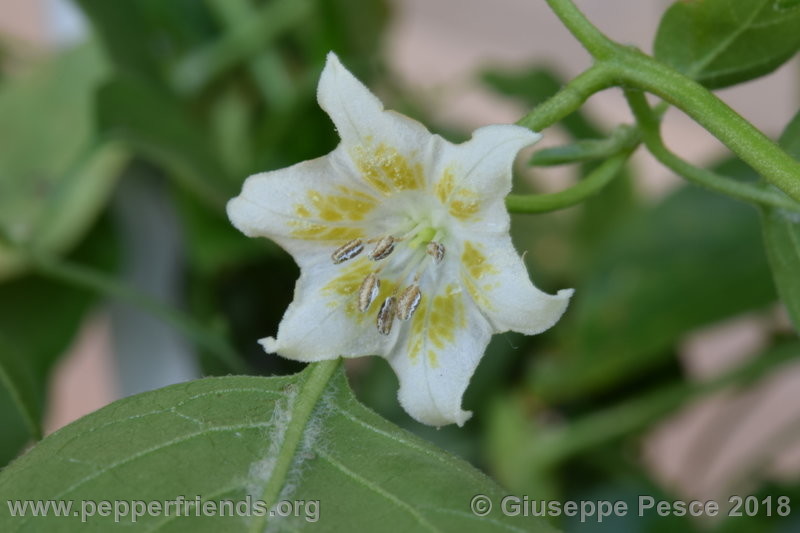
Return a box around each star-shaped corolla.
[227,52,573,427]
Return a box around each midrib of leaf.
[687,1,767,77]
[248,359,341,533]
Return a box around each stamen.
[397,285,422,320]
[369,236,396,261]
[426,241,445,264]
[331,239,364,264]
[376,296,397,335]
[357,273,380,312]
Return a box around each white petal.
[385,284,493,427]
[317,53,442,192]
[226,148,378,266]
[458,234,573,335]
[261,254,389,361]
[434,124,540,229]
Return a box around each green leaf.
[0,44,127,280]
[0,368,556,532]
[761,111,800,333]
[533,184,775,400]
[654,0,800,89]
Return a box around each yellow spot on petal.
[407,284,465,363]
[435,167,455,204]
[462,241,498,280]
[290,187,376,240]
[462,242,498,310]
[435,166,481,220]
[288,223,364,241]
[353,143,423,194]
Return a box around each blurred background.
[1,0,799,531]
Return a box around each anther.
[426,241,445,264]
[397,285,422,321]
[376,296,397,335]
[331,239,364,264]
[357,273,380,312]
[369,236,396,261]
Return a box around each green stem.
[516,63,614,131]
[545,0,800,202]
[506,149,633,213]
[251,359,341,533]
[625,89,800,212]
[545,0,616,58]
[30,252,248,374]
[610,57,800,203]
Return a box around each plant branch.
[543,0,800,203]
[625,89,800,212]
[544,0,617,59]
[516,63,614,132]
[506,148,633,213]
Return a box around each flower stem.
[516,63,614,132]
[506,149,633,213]
[625,89,800,212]
[544,0,616,58]
[542,0,800,203]
[610,57,800,203]
[251,359,341,533]
[29,251,248,374]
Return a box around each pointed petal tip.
[397,389,473,427]
[258,337,279,354]
[557,288,575,300]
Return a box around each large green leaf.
[533,184,775,400]
[761,111,800,333]
[654,0,800,89]
[0,367,555,532]
[0,44,128,280]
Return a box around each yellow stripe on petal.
[288,222,364,241]
[449,195,480,220]
[434,167,481,221]
[289,187,376,240]
[435,168,455,204]
[462,241,498,279]
[408,284,465,367]
[353,144,424,194]
[461,241,499,310]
